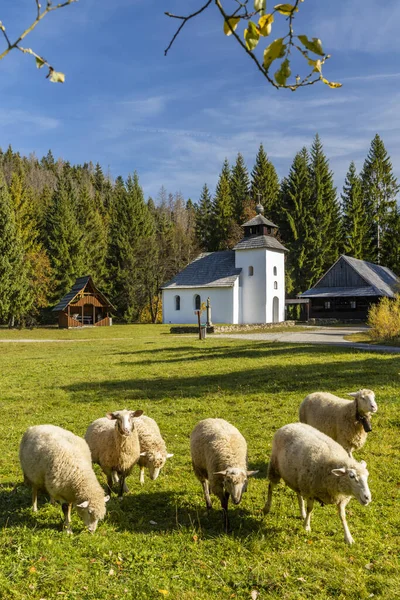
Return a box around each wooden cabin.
[52,276,115,328]
[299,255,399,320]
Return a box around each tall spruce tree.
[210,159,234,250]
[230,153,250,223]
[0,172,29,325]
[196,184,213,250]
[307,134,342,286]
[46,173,84,302]
[361,134,399,264]
[77,183,108,285]
[341,161,370,259]
[380,206,400,275]
[250,144,280,217]
[278,148,313,295]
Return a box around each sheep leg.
[32,487,38,512]
[221,492,230,532]
[304,498,314,531]
[106,476,114,494]
[201,480,212,510]
[62,503,72,534]
[118,475,127,498]
[297,493,306,520]
[111,471,119,485]
[263,482,275,515]
[139,466,145,486]
[338,500,354,545]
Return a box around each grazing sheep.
[85,409,143,497]
[263,423,371,544]
[19,424,109,533]
[190,418,258,531]
[134,415,173,485]
[299,389,378,457]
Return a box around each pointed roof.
[233,235,288,252]
[52,276,115,311]
[161,251,241,289]
[242,214,278,228]
[300,255,399,298]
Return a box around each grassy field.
[0,325,399,600]
[345,331,400,347]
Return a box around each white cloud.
[0,109,59,131]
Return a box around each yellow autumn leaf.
[321,77,342,88]
[258,14,274,36]
[48,70,65,83]
[244,21,260,51]
[158,591,169,596]
[223,17,240,36]
[308,58,322,73]
[273,3,298,16]
[263,38,286,71]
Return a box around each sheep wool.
[19,424,108,533]
[299,389,378,456]
[264,422,371,544]
[134,415,173,484]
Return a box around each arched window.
[273,266,277,276]
[274,281,278,289]
[194,294,201,310]
[248,266,254,276]
[175,295,180,311]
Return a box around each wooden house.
[52,276,114,328]
[299,255,399,320]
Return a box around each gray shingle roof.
[300,286,383,298]
[233,235,288,252]
[242,214,278,228]
[161,251,241,289]
[343,255,399,296]
[52,276,115,311]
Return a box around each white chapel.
[161,204,287,325]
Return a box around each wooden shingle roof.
[52,276,115,311]
[161,251,241,289]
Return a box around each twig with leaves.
[0,0,78,83]
[165,0,342,91]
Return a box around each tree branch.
[164,0,213,56]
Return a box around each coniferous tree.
[46,173,84,302]
[250,144,280,217]
[380,206,400,275]
[230,153,250,223]
[307,134,342,286]
[196,184,213,250]
[78,183,108,285]
[210,159,234,250]
[341,161,370,259]
[361,134,399,264]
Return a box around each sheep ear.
[331,467,347,477]
[214,471,227,477]
[76,500,90,508]
[166,453,174,459]
[247,470,259,477]
[106,412,117,420]
[360,460,367,468]
[140,452,147,457]
[104,495,110,503]
[347,392,358,398]
[131,410,143,418]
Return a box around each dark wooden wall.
[316,258,366,288]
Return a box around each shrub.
[367,295,400,340]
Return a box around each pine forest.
[0,133,398,326]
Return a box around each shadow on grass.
[0,483,65,531]
[63,344,399,402]
[108,490,263,538]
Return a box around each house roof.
[300,255,399,299]
[161,251,242,289]
[52,275,115,311]
[242,214,278,228]
[233,235,288,252]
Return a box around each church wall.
[265,250,286,322]
[235,249,267,323]
[162,287,236,324]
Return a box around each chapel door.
[272,296,279,323]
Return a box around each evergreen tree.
[380,206,400,275]
[230,153,250,223]
[307,134,342,286]
[361,134,399,263]
[250,144,280,217]
[210,159,234,251]
[46,174,84,302]
[341,161,371,259]
[77,183,108,285]
[0,172,29,325]
[196,184,213,250]
[278,148,314,295]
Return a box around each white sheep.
[190,418,257,530]
[19,424,109,533]
[263,422,371,544]
[299,389,378,457]
[133,415,173,485]
[85,409,143,497]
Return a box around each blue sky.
[1,0,400,202]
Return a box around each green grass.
[0,325,399,599]
[345,332,400,347]
[215,325,312,335]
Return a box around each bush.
[367,295,400,340]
